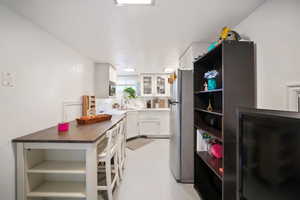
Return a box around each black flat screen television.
[237,108,300,200]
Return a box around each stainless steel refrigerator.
[169,69,194,183]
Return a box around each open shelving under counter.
[27,160,86,174]
[27,181,86,198]
[13,114,126,200]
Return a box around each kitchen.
[11,62,195,200]
[2,1,300,200]
[93,63,172,138]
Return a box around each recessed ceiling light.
[124,68,136,72]
[115,0,154,6]
[164,68,175,73]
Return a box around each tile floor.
[99,139,200,200]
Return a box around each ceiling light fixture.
[115,0,154,6]
[164,68,175,73]
[124,68,136,72]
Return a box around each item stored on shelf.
[207,100,213,112]
[207,27,241,52]
[204,70,219,90]
[219,27,241,41]
[204,82,208,91]
[208,41,219,52]
[210,144,223,159]
[207,78,217,90]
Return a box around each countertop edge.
[12,114,126,143]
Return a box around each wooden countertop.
[12,114,125,143]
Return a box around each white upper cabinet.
[95,63,117,98]
[140,74,170,97]
[109,66,117,83]
[155,74,170,96]
[141,74,155,96]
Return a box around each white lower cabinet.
[126,110,170,139]
[138,120,161,135]
[126,111,139,139]
[138,110,170,136]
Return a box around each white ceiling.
[0,0,265,74]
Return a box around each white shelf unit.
[24,148,87,199]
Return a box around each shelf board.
[193,43,222,64]
[195,124,222,141]
[194,88,223,94]
[27,181,86,198]
[197,151,223,180]
[195,108,223,116]
[27,161,86,174]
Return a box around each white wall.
[179,42,210,69]
[235,0,300,110]
[0,4,94,200]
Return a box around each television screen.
[238,108,300,200]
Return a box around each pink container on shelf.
[58,122,69,132]
[211,144,223,159]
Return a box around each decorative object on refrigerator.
[168,72,177,84]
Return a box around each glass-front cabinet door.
[141,75,154,96]
[155,75,170,96]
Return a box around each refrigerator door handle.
[169,100,180,105]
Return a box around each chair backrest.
[105,123,120,151]
[118,119,125,137]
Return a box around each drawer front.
[138,120,160,135]
[138,111,161,120]
[138,111,170,135]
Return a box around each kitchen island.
[13,114,126,200]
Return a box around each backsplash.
[96,97,170,113]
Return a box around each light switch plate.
[1,72,15,87]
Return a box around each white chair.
[97,124,120,200]
[117,119,126,179]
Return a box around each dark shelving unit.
[195,108,223,116]
[194,125,223,142]
[194,88,223,94]
[197,151,223,179]
[193,41,256,200]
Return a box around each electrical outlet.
[1,72,15,87]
